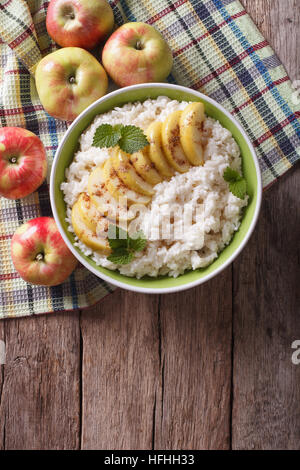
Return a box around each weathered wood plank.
[232,167,300,450]
[81,275,232,450]
[80,290,160,450]
[154,272,232,450]
[0,312,80,450]
[243,0,299,80]
[0,321,5,450]
[233,0,300,450]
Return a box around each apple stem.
[135,41,143,50]
[69,76,76,84]
[9,156,18,164]
[35,253,44,262]
[62,5,75,20]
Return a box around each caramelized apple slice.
[180,102,205,165]
[77,192,101,232]
[71,200,110,255]
[87,165,135,222]
[102,158,151,205]
[112,149,154,196]
[161,110,190,173]
[129,149,162,185]
[146,121,174,179]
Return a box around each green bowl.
[50,83,262,293]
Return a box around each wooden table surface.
[0,0,299,450]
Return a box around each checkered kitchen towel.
[0,0,299,318]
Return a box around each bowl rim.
[50,83,262,294]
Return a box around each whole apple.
[35,47,108,121]
[102,22,173,87]
[0,127,47,199]
[11,217,78,286]
[46,0,114,49]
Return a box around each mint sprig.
[118,125,149,154]
[107,224,147,265]
[223,167,247,200]
[92,124,149,154]
[107,249,135,265]
[92,123,122,148]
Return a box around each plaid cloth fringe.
[0,0,299,318]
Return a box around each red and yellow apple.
[35,47,108,121]
[102,22,173,87]
[0,127,47,199]
[46,0,114,49]
[11,217,78,286]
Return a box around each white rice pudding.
[61,96,248,278]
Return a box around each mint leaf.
[223,166,247,200]
[129,231,147,252]
[92,123,149,154]
[223,167,241,183]
[118,125,149,154]
[107,248,134,265]
[114,124,124,133]
[108,237,127,250]
[107,224,147,265]
[108,223,128,241]
[93,124,122,148]
[229,179,247,200]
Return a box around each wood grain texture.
[0,312,80,450]
[154,273,232,450]
[80,290,160,450]
[233,0,300,450]
[232,167,300,450]
[243,0,300,80]
[81,270,232,450]
[0,322,4,450]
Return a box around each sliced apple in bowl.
[129,149,163,185]
[180,102,205,166]
[87,165,135,222]
[161,110,191,173]
[146,121,174,179]
[112,149,154,197]
[102,158,151,205]
[77,192,101,232]
[71,199,111,254]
